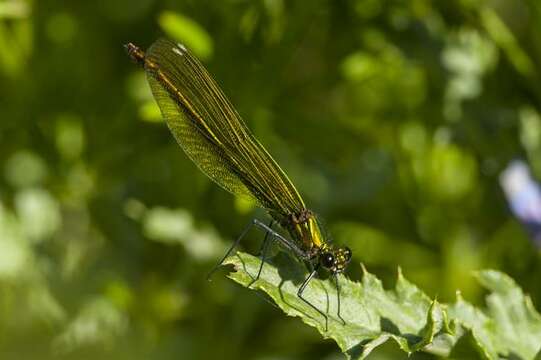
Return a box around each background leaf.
[158,11,213,60]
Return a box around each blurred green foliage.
[1,0,541,359]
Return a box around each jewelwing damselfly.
[125,38,352,330]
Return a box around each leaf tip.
[397,266,403,279]
[360,263,368,275]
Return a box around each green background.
[1,0,540,359]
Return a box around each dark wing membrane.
[145,38,305,216]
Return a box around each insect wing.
[145,38,305,216]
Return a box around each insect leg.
[208,218,306,280]
[247,220,275,287]
[297,263,329,331]
[207,219,260,280]
[335,275,346,325]
[252,219,309,260]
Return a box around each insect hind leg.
[207,218,287,280]
[207,219,256,280]
[246,220,275,287]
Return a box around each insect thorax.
[280,209,326,254]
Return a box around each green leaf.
[447,329,487,360]
[480,7,535,78]
[226,253,541,359]
[225,252,454,359]
[449,271,541,359]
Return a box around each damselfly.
[125,38,352,330]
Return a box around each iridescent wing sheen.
[144,38,305,219]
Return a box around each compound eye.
[343,247,352,261]
[321,252,335,268]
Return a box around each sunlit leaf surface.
[227,253,541,359]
